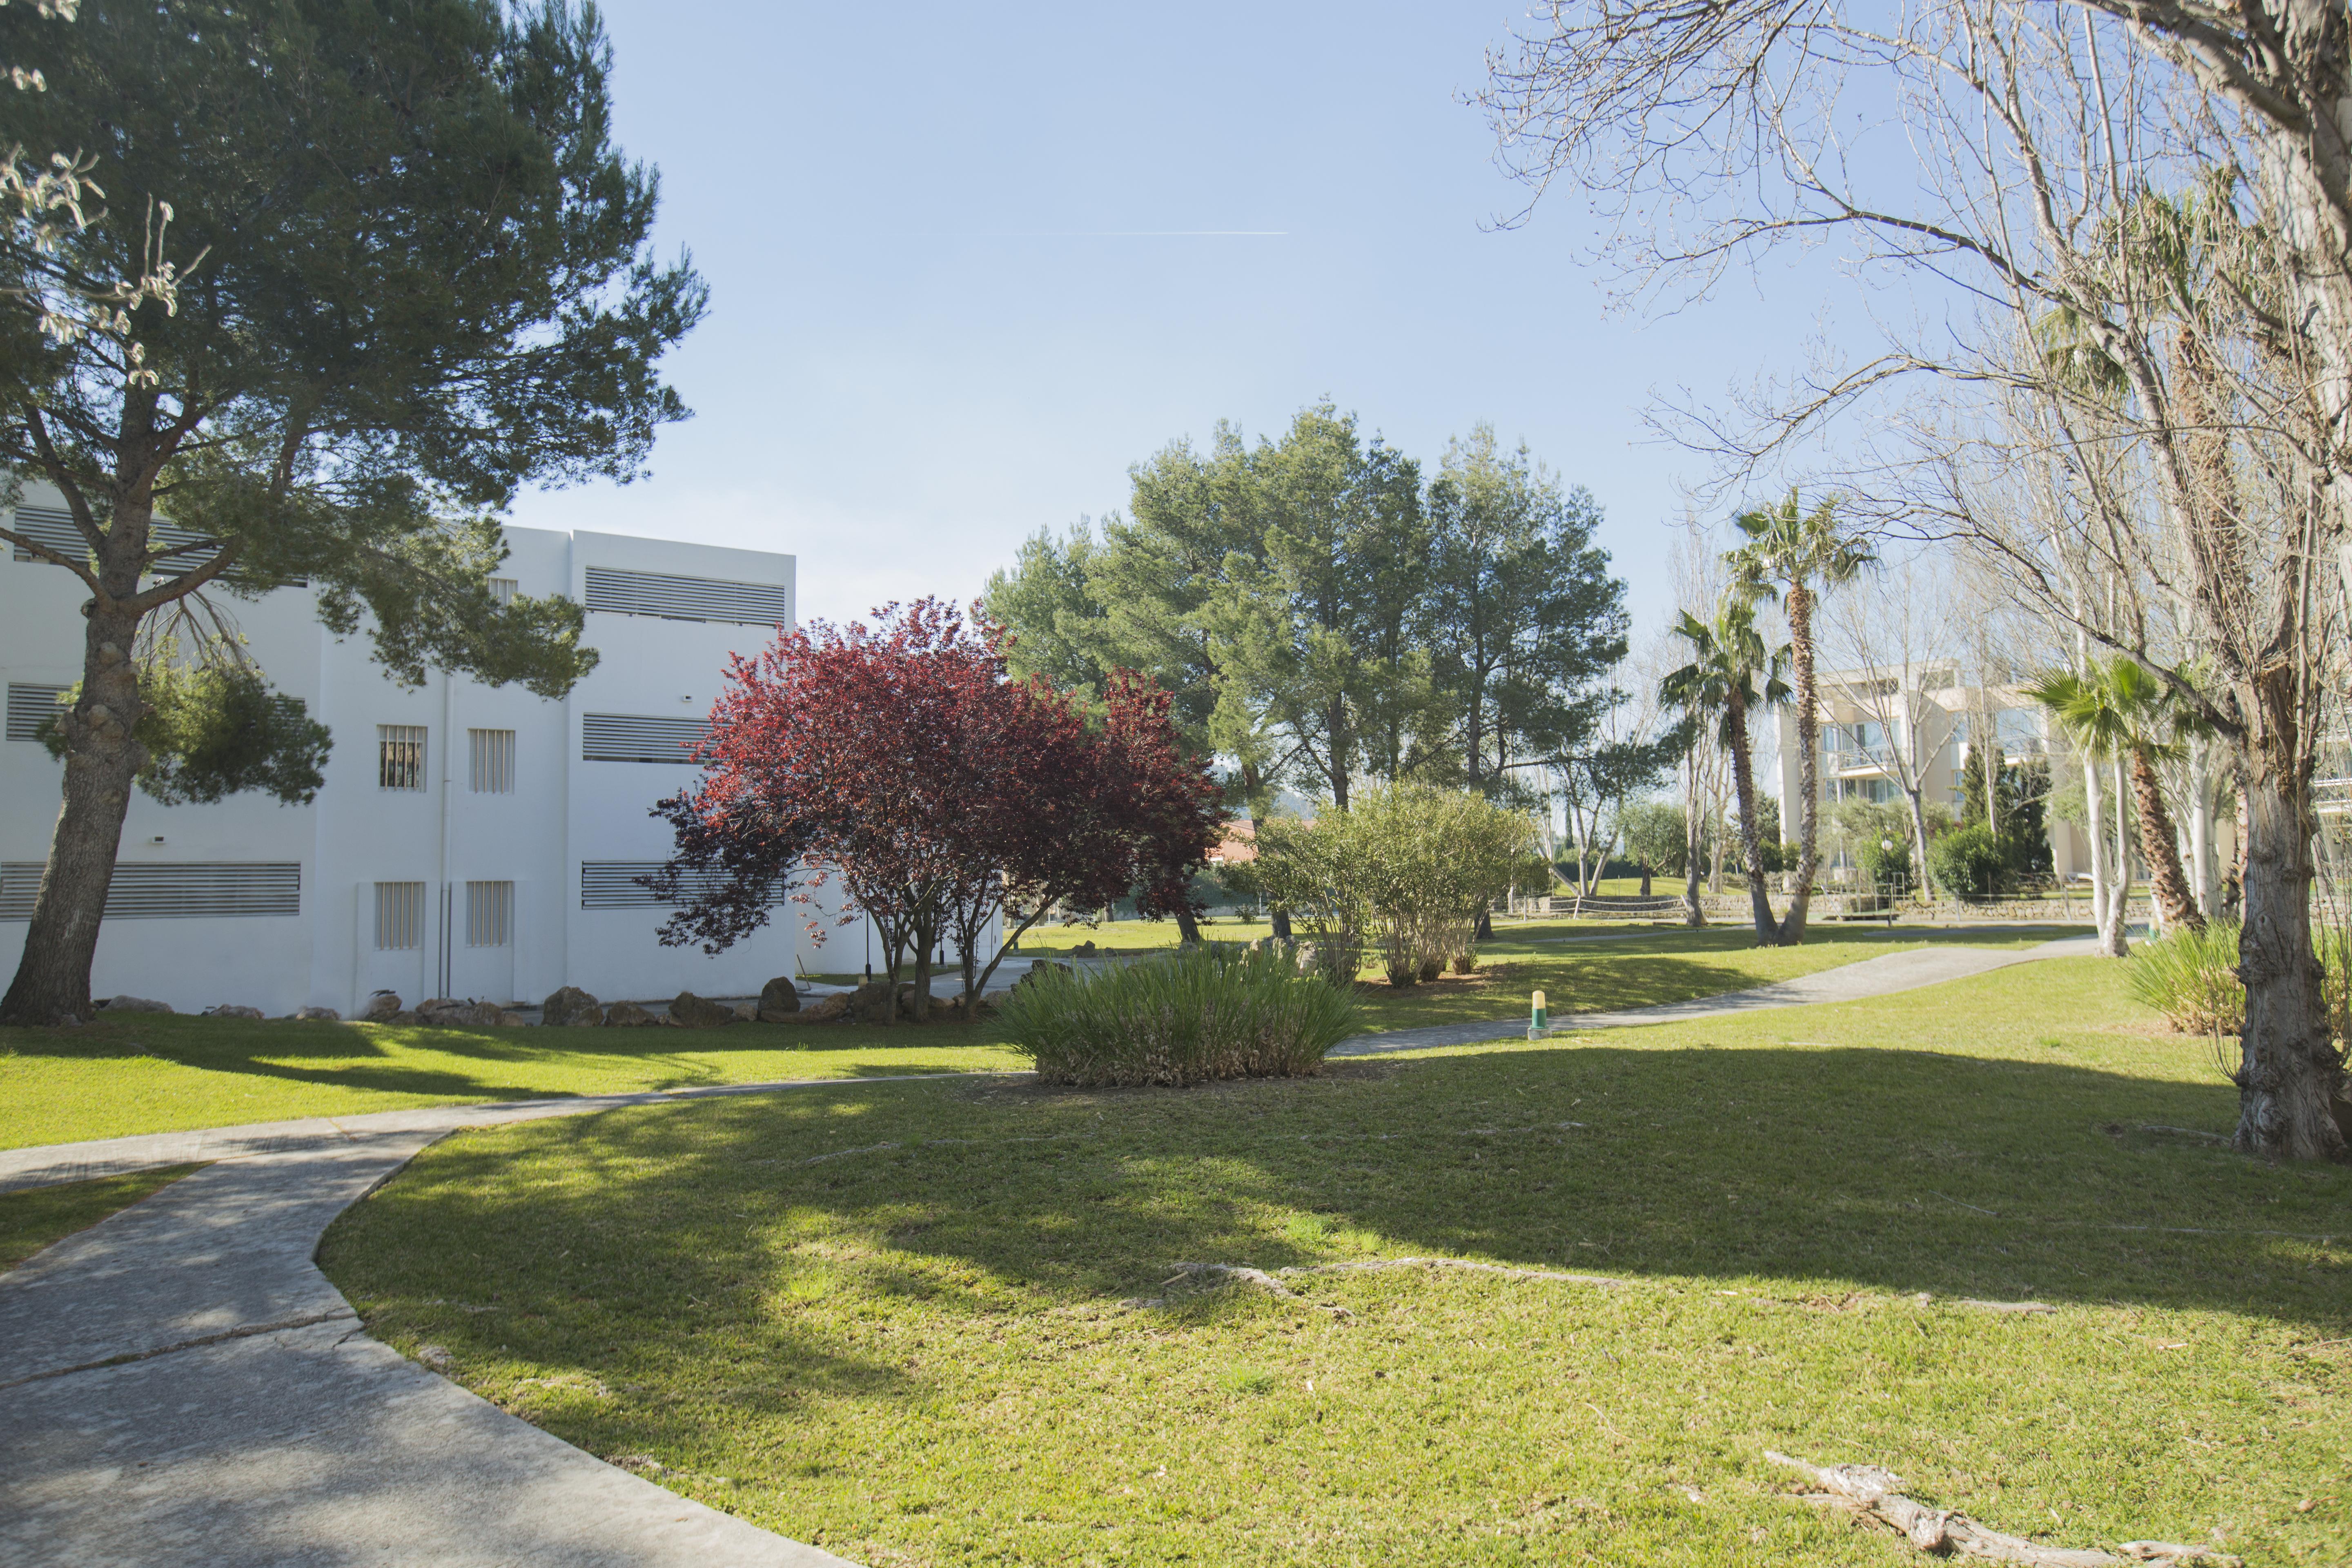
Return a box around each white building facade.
[2,492,805,1015]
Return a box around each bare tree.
[1822,555,1955,900]
[1486,0,2350,1158]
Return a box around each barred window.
[580,861,783,909]
[581,565,790,625]
[490,577,517,606]
[379,725,427,790]
[374,882,424,949]
[581,713,706,764]
[466,880,513,947]
[3,861,299,920]
[6,683,68,742]
[468,728,515,793]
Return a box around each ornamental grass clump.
[1000,944,1361,1087]
[2127,920,2244,1035]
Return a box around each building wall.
[1,492,802,1013]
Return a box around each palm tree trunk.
[2234,728,2342,1158]
[2128,749,2203,932]
[1725,689,1778,943]
[1777,584,1818,946]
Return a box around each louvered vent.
[7,504,305,584]
[581,565,789,625]
[0,861,301,920]
[6,683,67,742]
[579,861,778,909]
[581,713,707,764]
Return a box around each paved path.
[0,935,2094,1565]
[0,1079,958,1566]
[1333,934,2096,1054]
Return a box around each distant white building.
[1,488,808,1014]
[1772,660,2100,880]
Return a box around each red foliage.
[653,598,1221,1016]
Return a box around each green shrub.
[2127,921,2244,1035]
[999,943,1363,1087]
[1928,824,2005,901]
[1255,784,1533,987]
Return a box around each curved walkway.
[0,935,2094,1566]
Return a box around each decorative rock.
[203,1004,266,1020]
[802,992,851,1022]
[757,976,801,1020]
[732,1002,760,1023]
[1012,958,1072,990]
[572,1004,605,1028]
[386,1010,419,1025]
[668,991,737,1029]
[417,998,503,1028]
[497,1010,528,1027]
[540,985,601,1027]
[99,996,174,1014]
[848,982,900,1023]
[294,1006,341,1022]
[539,987,602,1025]
[604,1000,657,1027]
[1072,939,1099,956]
[359,991,402,1022]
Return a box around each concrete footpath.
[0,935,2091,1565]
[1332,934,2096,1054]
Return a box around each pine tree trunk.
[1777,584,1817,946]
[1725,689,1777,943]
[0,498,153,1027]
[2234,749,2344,1159]
[2128,749,2204,933]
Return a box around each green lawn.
[321,958,2350,1568]
[0,927,2077,1150]
[0,1015,1028,1150]
[0,1164,204,1270]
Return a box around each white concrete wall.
[1,491,804,1013]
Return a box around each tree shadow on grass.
[325,1042,2351,1355]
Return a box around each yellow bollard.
[1529,988,1548,1040]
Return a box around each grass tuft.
[999,943,1363,1086]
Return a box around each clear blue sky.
[506,0,1856,641]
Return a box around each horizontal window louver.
[0,861,300,920]
[7,504,305,584]
[582,713,707,764]
[6,683,68,742]
[579,861,780,910]
[582,565,789,625]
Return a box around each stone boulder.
[386,1010,419,1025]
[668,991,738,1029]
[732,1002,760,1023]
[1071,939,1099,956]
[848,980,926,1023]
[1011,958,1072,991]
[418,998,503,1028]
[498,1010,528,1027]
[99,995,173,1014]
[802,992,851,1023]
[203,1004,265,1020]
[359,991,403,1022]
[757,976,801,1021]
[604,1000,657,1027]
[292,1006,341,1022]
[540,985,601,1027]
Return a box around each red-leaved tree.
[652,599,1220,1020]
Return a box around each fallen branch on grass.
[1765,1451,2239,1566]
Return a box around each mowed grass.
[0,1014,1029,1149]
[0,1163,204,1270]
[320,958,2352,1568]
[0,925,2069,1149]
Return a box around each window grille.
[8,504,298,581]
[581,713,706,764]
[379,725,427,790]
[580,861,780,909]
[468,728,515,793]
[581,565,789,625]
[374,881,424,949]
[490,577,517,606]
[6,683,68,742]
[2,861,301,920]
[466,880,513,947]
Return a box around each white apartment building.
[1,488,807,1015]
[1773,660,2095,880]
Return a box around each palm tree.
[2027,656,2206,949]
[1728,491,1876,945]
[1661,595,1792,945]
